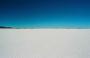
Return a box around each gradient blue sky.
[0,0,90,28]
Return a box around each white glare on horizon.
[0,29,90,58]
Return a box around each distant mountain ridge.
[0,26,14,29]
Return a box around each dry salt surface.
[0,29,90,58]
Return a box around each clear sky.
[0,0,90,28]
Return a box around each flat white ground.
[0,29,90,58]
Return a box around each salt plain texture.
[0,29,90,58]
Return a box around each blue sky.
[0,0,90,28]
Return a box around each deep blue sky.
[0,0,90,28]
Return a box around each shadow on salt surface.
[0,29,90,58]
